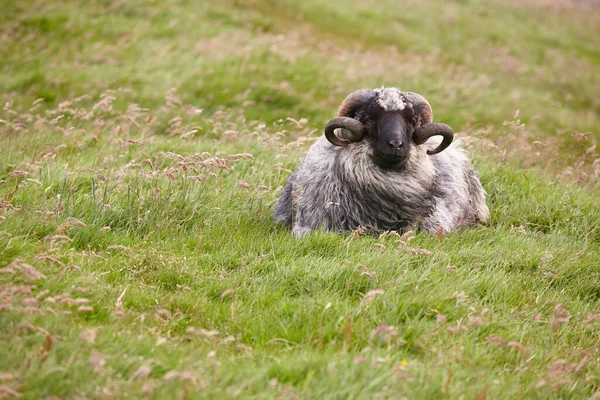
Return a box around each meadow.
[1,0,599,398]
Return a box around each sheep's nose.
[387,139,403,149]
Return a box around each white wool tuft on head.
[374,87,406,112]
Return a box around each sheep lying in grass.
[274,87,490,237]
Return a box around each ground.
[0,0,599,398]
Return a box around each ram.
[274,87,490,237]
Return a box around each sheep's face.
[324,88,455,166]
[356,105,414,170]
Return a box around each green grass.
[1,0,599,398]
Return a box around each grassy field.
[1,0,599,398]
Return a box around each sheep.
[274,87,490,237]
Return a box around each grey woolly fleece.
[274,136,490,237]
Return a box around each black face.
[359,106,413,170]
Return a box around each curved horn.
[324,117,365,147]
[401,91,453,155]
[337,89,376,118]
[412,123,454,155]
[400,92,433,125]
